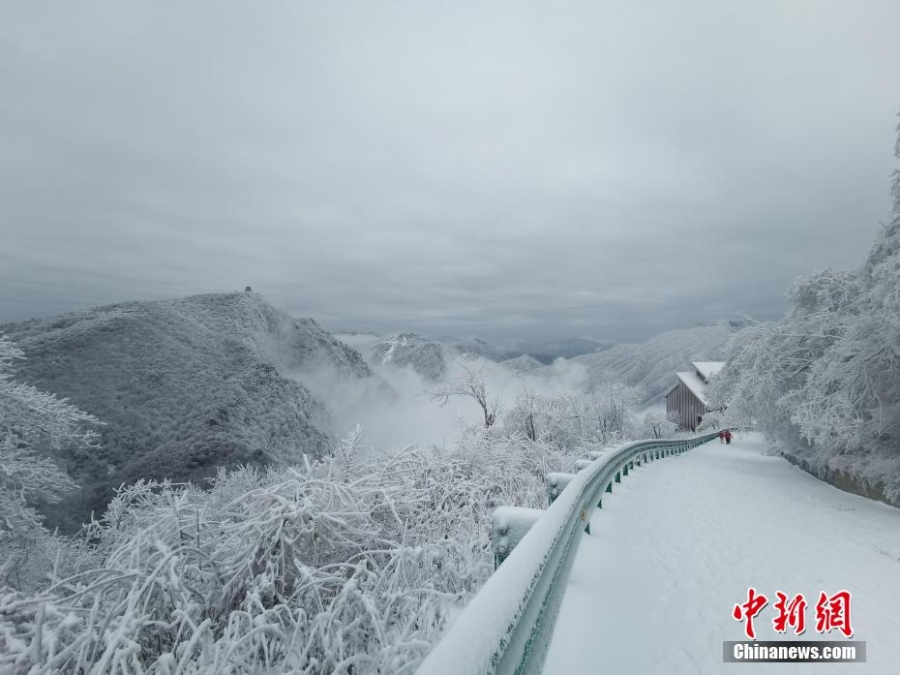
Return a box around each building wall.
[666,382,706,430]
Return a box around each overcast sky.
[1,1,899,341]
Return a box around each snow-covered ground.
[544,433,900,675]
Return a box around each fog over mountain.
[340,321,740,408]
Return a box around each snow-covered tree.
[0,427,577,674]
[588,382,642,445]
[790,122,900,459]
[712,118,900,502]
[711,266,860,446]
[504,388,544,441]
[425,361,501,428]
[638,410,677,439]
[0,334,99,590]
[501,384,644,450]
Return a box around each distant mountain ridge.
[570,321,739,403]
[339,324,738,401]
[443,335,612,363]
[339,331,614,378]
[499,354,546,374]
[490,336,614,363]
[1,292,371,530]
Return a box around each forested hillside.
[0,292,371,529]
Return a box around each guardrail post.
[492,506,544,568]
[547,473,590,534]
[614,469,621,483]
[546,472,576,505]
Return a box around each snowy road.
[543,433,900,675]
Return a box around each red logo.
[733,587,768,639]
[773,592,807,635]
[815,591,853,638]
[733,589,853,640]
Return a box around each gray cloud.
[2,0,898,341]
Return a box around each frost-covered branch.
[424,362,501,428]
[0,334,100,592]
[0,427,578,674]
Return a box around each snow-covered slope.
[570,322,739,403]
[374,333,448,380]
[1,292,371,530]
[337,331,448,380]
[500,354,546,374]
[442,336,513,361]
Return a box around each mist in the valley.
[295,333,595,452]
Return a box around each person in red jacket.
[718,430,725,444]
[724,429,733,445]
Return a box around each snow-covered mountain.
[499,354,546,374]
[443,335,612,363]
[339,331,614,379]
[337,331,448,380]
[338,324,737,403]
[569,321,741,404]
[373,333,448,380]
[1,291,371,530]
[491,336,613,362]
[443,336,516,361]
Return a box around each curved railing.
[414,432,718,675]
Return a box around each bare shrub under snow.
[0,430,576,674]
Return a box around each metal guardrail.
[414,432,718,675]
